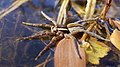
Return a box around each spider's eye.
[97,19,105,25]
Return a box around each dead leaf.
[83,37,110,64]
[57,0,69,25]
[112,20,120,30]
[54,35,86,67]
[71,1,85,16]
[84,0,96,19]
[110,29,120,50]
[108,18,115,28]
[0,0,28,20]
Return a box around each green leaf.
[83,38,110,64]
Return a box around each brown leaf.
[112,20,120,30]
[110,29,120,50]
[108,18,115,28]
[54,36,86,67]
[71,1,85,16]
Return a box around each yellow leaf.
[83,38,110,64]
[110,29,120,50]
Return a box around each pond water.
[0,0,55,67]
[0,0,120,67]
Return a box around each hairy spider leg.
[17,31,57,41]
[22,22,53,29]
[35,33,64,60]
[41,39,54,52]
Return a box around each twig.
[80,22,96,41]
[43,52,51,67]
[70,28,110,41]
[35,53,53,67]
[99,0,112,19]
[74,17,99,23]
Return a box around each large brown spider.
[17,11,110,60]
[17,0,112,60]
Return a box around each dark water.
[0,0,55,67]
[0,0,120,67]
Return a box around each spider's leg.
[17,31,57,41]
[41,11,57,26]
[35,33,64,60]
[22,22,53,29]
[41,39,54,52]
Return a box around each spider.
[17,0,112,61]
[17,10,110,60]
